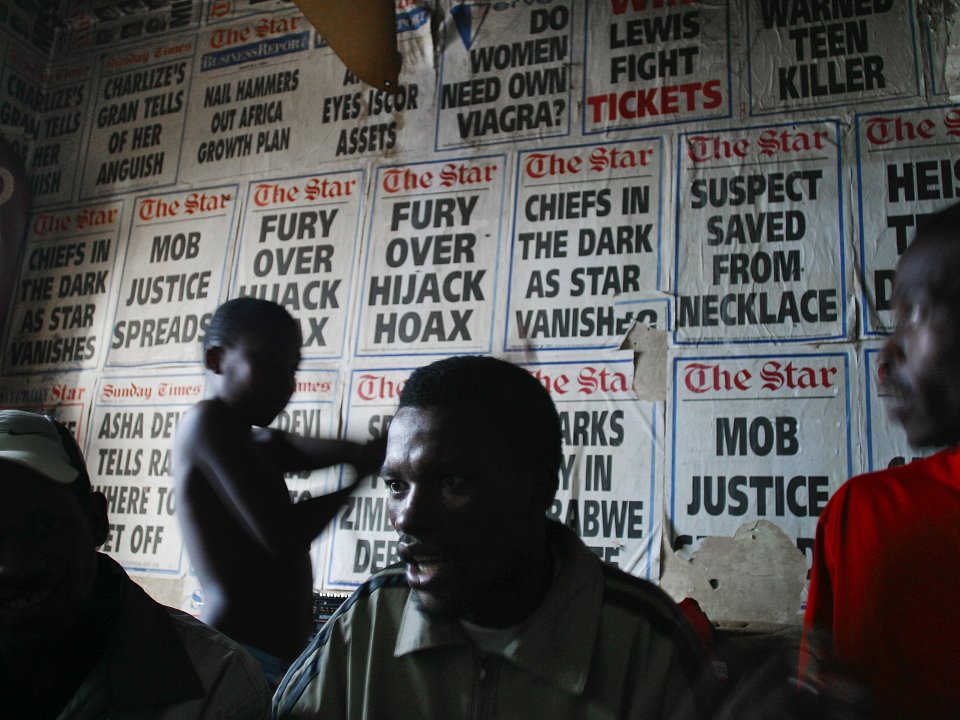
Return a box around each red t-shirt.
[802,448,960,719]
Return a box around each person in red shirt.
[801,201,960,719]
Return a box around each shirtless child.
[173,298,384,687]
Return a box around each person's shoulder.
[323,564,410,628]
[174,399,246,453]
[830,449,958,508]
[595,562,712,697]
[166,606,265,674]
[598,562,699,635]
[165,608,271,713]
[274,565,410,715]
[178,398,234,432]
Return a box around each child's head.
[204,298,302,426]
[204,297,301,352]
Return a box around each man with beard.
[275,355,707,720]
[801,201,960,719]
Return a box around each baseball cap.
[0,410,85,484]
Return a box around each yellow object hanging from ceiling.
[291,0,401,93]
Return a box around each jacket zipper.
[469,653,498,720]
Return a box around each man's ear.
[87,491,110,547]
[205,346,224,373]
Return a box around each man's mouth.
[398,545,453,588]
[405,558,452,589]
[880,379,911,417]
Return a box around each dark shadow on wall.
[0,136,29,345]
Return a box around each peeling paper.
[660,519,807,626]
[622,320,668,401]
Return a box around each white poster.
[674,120,846,344]
[87,372,205,575]
[0,373,92,438]
[856,103,960,335]
[325,366,410,589]
[746,0,919,114]
[79,37,194,199]
[266,367,344,588]
[583,0,730,132]
[354,156,506,356]
[178,10,310,184]
[1,43,92,206]
[231,170,365,359]
[4,202,124,374]
[107,186,238,366]
[505,138,664,351]
[670,351,853,568]
[538,358,661,579]
[299,3,435,165]
[435,0,572,150]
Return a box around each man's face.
[382,406,545,624]
[213,326,301,427]
[0,464,101,636]
[880,246,960,447]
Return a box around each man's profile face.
[0,463,100,636]
[382,406,544,625]
[881,242,960,447]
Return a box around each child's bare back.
[173,299,384,666]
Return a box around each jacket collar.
[393,521,603,695]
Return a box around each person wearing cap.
[0,409,271,720]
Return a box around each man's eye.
[441,476,468,492]
[384,479,407,494]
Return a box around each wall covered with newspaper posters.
[1,0,958,622]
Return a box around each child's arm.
[254,430,386,480]
[176,402,382,556]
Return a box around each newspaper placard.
[266,367,342,588]
[178,10,310,185]
[1,44,92,206]
[205,0,293,25]
[4,202,124,374]
[583,0,731,133]
[538,358,660,579]
[302,4,435,165]
[856,104,960,335]
[0,373,92,437]
[505,138,664,351]
[746,0,920,115]
[107,185,238,366]
[354,156,505,356]
[88,373,205,575]
[670,351,852,568]
[325,367,410,589]
[59,2,201,56]
[435,0,572,150]
[79,37,194,199]
[0,40,47,167]
[674,120,845,344]
[231,170,364,359]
